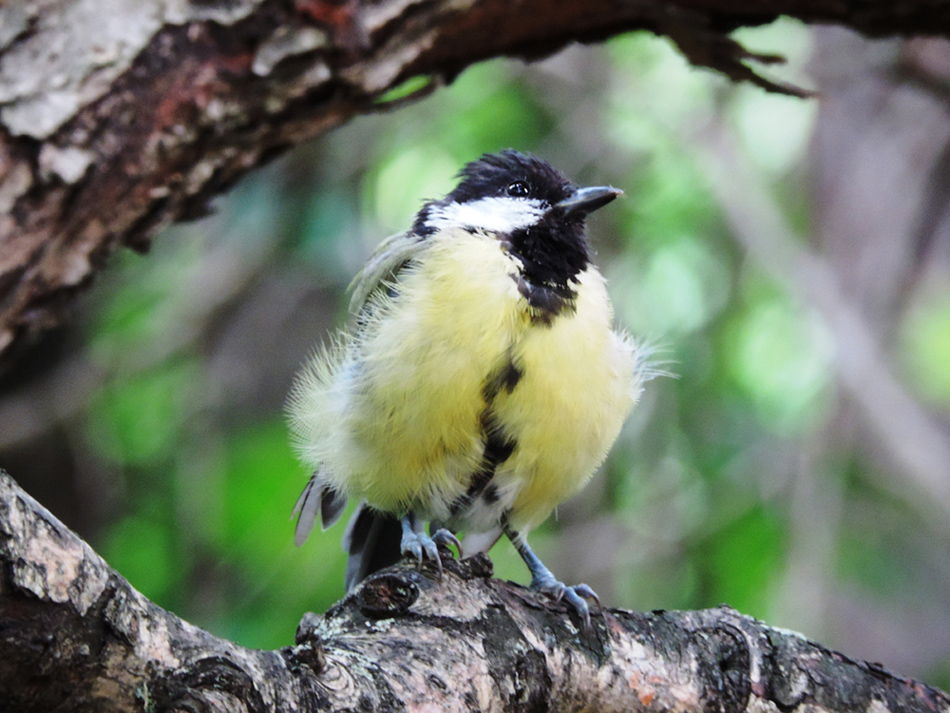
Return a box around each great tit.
[288,150,651,625]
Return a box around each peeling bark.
[1,469,947,712]
[0,0,949,364]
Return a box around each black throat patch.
[506,214,588,325]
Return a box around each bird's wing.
[347,230,426,315]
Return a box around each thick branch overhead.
[0,0,948,362]
[0,470,948,712]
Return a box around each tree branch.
[0,0,948,364]
[0,469,947,712]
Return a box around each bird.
[287,149,651,626]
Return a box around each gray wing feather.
[291,474,319,546]
[294,232,426,568]
[293,234,424,550]
[347,230,426,315]
[292,471,347,547]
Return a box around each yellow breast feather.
[492,267,642,530]
[289,229,526,516]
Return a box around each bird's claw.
[431,528,463,556]
[531,578,601,630]
[567,582,600,607]
[400,527,460,578]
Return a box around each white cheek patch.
[428,197,546,233]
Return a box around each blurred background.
[2,19,950,686]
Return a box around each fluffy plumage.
[288,150,652,620]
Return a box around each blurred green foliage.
[13,18,945,684]
[903,293,950,406]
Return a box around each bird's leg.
[504,525,600,629]
[399,513,460,577]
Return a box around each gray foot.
[400,516,460,577]
[505,524,600,629]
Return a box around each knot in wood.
[287,639,326,675]
[358,573,419,618]
[295,611,323,645]
[150,656,267,713]
[695,623,752,713]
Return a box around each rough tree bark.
[1,469,947,712]
[1,0,950,365]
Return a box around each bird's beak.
[555,186,623,217]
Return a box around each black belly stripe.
[451,411,517,515]
[480,411,517,467]
[482,350,523,402]
[450,357,522,517]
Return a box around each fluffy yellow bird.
[288,150,651,624]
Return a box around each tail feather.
[342,502,403,591]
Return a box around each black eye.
[506,180,530,197]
